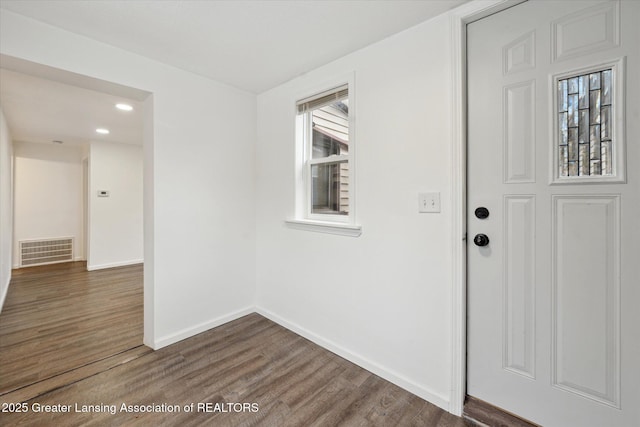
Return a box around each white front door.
[467,1,639,426]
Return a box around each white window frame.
[286,73,361,237]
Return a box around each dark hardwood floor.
[0,262,474,426]
[0,262,144,395]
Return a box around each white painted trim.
[284,219,362,237]
[308,155,349,166]
[448,0,528,416]
[151,306,255,350]
[142,93,155,358]
[86,259,144,271]
[0,273,10,313]
[449,7,467,417]
[256,306,450,411]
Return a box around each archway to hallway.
[0,56,153,399]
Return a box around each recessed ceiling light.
[96,128,110,135]
[115,103,133,111]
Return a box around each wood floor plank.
[0,262,473,426]
[285,376,359,427]
[364,382,424,426]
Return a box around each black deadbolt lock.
[475,207,490,219]
[473,234,490,247]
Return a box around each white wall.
[1,3,467,413]
[13,141,84,267]
[0,106,13,310]
[0,10,257,349]
[88,140,143,270]
[256,13,454,409]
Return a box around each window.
[551,58,626,184]
[288,80,361,236]
[298,85,351,220]
[557,69,612,177]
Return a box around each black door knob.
[473,234,490,247]
[475,207,489,219]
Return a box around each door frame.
[448,0,528,416]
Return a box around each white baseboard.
[87,259,144,271]
[151,306,255,350]
[255,306,450,411]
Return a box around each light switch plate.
[419,192,440,213]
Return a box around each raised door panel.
[552,195,620,407]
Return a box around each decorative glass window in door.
[557,68,612,177]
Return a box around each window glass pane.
[578,75,589,109]
[601,140,612,175]
[579,144,589,176]
[568,128,578,161]
[600,105,611,141]
[559,112,568,145]
[558,80,568,112]
[311,100,349,159]
[568,160,578,176]
[601,70,612,105]
[569,126,578,175]
[589,72,600,90]
[590,125,601,160]
[312,130,341,158]
[590,89,601,124]
[568,94,578,127]
[578,110,589,144]
[557,68,613,177]
[568,77,579,94]
[559,145,568,177]
[311,162,349,215]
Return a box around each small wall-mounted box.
[97,190,110,197]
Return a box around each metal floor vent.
[20,238,74,267]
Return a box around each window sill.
[284,219,362,237]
